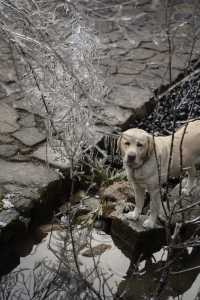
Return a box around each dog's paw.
[143,217,156,229]
[126,209,140,221]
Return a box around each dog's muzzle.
[127,152,136,163]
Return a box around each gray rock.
[11,195,34,215]
[9,154,31,162]
[12,127,46,146]
[0,44,17,81]
[105,31,123,43]
[109,74,135,85]
[127,48,155,60]
[0,209,19,228]
[19,114,36,127]
[98,104,133,127]
[31,142,71,169]
[142,41,168,53]
[13,98,47,117]
[172,54,189,70]
[109,64,118,74]
[118,63,146,75]
[108,86,153,112]
[0,103,20,133]
[0,144,19,157]
[136,73,164,90]
[109,48,129,57]
[0,159,59,187]
[4,184,40,200]
[0,134,14,144]
[96,20,116,34]
[115,40,138,50]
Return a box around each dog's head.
[117,128,154,169]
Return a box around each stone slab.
[0,144,19,157]
[96,104,134,127]
[127,49,156,60]
[13,98,47,117]
[12,127,46,146]
[18,114,36,128]
[0,159,59,187]
[31,142,71,169]
[0,134,14,144]
[4,184,40,200]
[108,86,153,111]
[0,103,19,133]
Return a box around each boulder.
[0,159,59,187]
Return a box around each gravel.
[128,74,200,135]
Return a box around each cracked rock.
[12,127,46,146]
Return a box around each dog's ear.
[147,134,154,158]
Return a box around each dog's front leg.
[126,183,145,221]
[182,166,197,196]
[143,189,160,229]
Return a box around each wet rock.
[116,247,200,299]
[0,144,19,157]
[0,103,19,133]
[31,142,70,169]
[0,159,59,187]
[110,212,166,261]
[12,127,46,146]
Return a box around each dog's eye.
[137,142,143,147]
[124,141,130,146]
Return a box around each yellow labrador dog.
[118,120,200,229]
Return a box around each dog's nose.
[127,152,136,161]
